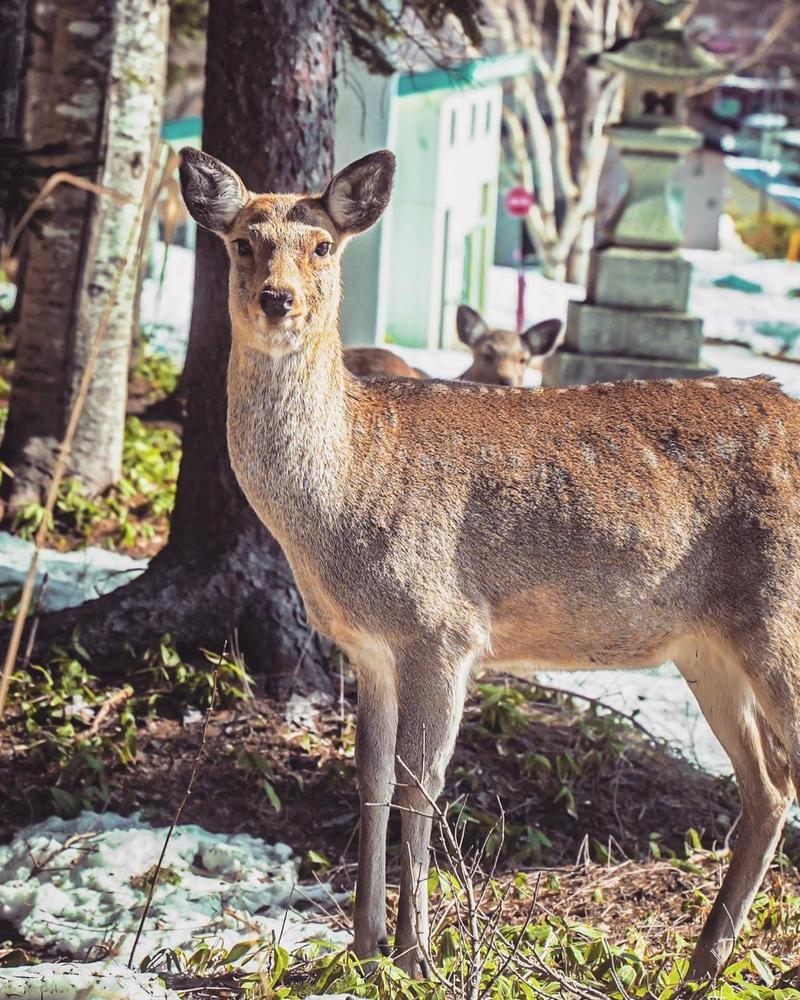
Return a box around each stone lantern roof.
[591,0,721,83]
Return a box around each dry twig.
[127,642,225,969]
[86,684,134,737]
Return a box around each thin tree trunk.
[21,0,338,695]
[0,0,168,508]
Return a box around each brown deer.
[455,306,562,386]
[179,146,800,983]
[343,307,561,387]
[344,346,425,380]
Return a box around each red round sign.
[504,187,535,217]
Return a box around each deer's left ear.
[523,319,562,358]
[323,150,395,236]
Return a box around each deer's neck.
[227,331,354,538]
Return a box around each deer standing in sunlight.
[343,306,562,387]
[180,146,800,983]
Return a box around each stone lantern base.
[542,244,717,387]
[543,350,716,386]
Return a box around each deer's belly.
[485,590,683,673]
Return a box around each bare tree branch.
[689,0,798,96]
[552,0,576,83]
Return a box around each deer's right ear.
[522,318,562,358]
[322,150,395,236]
[179,148,248,234]
[456,305,488,346]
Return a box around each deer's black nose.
[260,288,293,317]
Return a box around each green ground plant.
[136,832,800,1000]
[135,347,180,399]
[6,636,247,818]
[0,346,181,552]
[4,659,800,996]
[10,415,180,552]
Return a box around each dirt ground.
[4,670,799,974]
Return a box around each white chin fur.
[261,325,302,358]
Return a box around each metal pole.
[516,218,526,332]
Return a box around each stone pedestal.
[564,302,702,361]
[545,166,716,384]
[543,351,715,386]
[587,246,691,310]
[543,243,713,386]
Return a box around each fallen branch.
[531,680,671,752]
[86,684,134,737]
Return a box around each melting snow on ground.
[0,812,348,995]
[0,961,180,1000]
[0,960,356,1000]
[0,532,146,613]
[686,247,800,359]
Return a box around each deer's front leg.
[393,644,475,977]
[353,663,398,961]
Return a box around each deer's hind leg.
[674,636,793,982]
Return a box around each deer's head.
[456,306,562,387]
[179,148,395,357]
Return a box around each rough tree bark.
[0,0,168,507]
[0,0,27,244]
[22,0,338,694]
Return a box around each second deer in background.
[344,306,562,387]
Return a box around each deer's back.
[324,375,800,658]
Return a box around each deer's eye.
[234,239,252,257]
[313,241,331,258]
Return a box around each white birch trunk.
[1,0,168,507]
[68,0,169,490]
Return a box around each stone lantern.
[543,0,723,386]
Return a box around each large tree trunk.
[0,0,27,244]
[20,0,338,695]
[0,0,168,508]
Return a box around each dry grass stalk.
[0,172,133,269]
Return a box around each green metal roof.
[162,116,201,142]
[397,52,530,97]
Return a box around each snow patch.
[67,20,102,38]
[0,532,146,612]
[0,812,347,968]
[140,242,195,365]
[535,663,731,775]
[686,249,800,359]
[0,961,179,1000]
